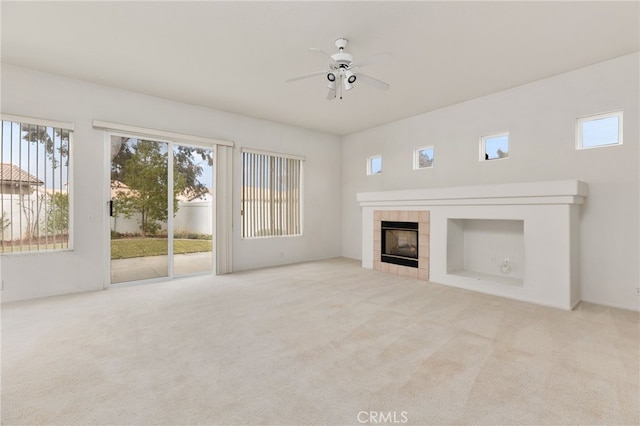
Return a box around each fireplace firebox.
[381,221,419,268]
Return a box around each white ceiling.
[2,1,638,136]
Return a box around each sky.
[484,134,509,160]
[582,115,619,148]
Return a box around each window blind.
[242,150,302,238]
[1,117,72,253]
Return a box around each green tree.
[112,140,212,237]
[18,191,45,241]
[173,145,212,200]
[115,140,168,236]
[1,211,9,251]
[1,211,10,246]
[419,151,433,168]
[1,211,9,232]
[20,123,70,241]
[21,124,70,168]
[46,192,69,235]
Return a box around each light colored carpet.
[2,257,638,425]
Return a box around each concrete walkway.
[110,251,213,284]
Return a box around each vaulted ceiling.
[2,1,638,135]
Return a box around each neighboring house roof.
[36,187,68,196]
[177,188,213,202]
[0,163,43,185]
[110,180,136,198]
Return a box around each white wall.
[0,64,342,302]
[342,53,639,311]
[173,201,213,236]
[455,219,525,280]
[111,200,213,235]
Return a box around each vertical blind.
[242,150,302,238]
[1,118,72,252]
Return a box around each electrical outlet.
[634,287,640,296]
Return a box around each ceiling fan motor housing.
[331,52,353,67]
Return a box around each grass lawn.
[111,238,212,259]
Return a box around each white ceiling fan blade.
[356,73,390,91]
[285,70,326,83]
[310,47,338,66]
[350,52,391,69]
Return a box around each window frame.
[413,146,435,170]
[0,114,74,255]
[575,110,623,150]
[367,155,383,175]
[241,148,304,239]
[480,132,510,161]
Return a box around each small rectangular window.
[576,111,622,149]
[1,116,72,253]
[414,146,434,169]
[241,149,303,238]
[367,155,382,175]
[481,132,509,161]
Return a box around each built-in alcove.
[447,219,524,287]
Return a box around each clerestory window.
[481,132,509,161]
[576,111,623,150]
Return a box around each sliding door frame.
[96,120,233,289]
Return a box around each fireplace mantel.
[358,180,588,310]
[357,179,588,206]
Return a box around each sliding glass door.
[109,134,214,284]
[172,144,214,276]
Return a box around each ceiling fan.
[286,38,390,100]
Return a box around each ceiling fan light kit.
[345,70,357,84]
[286,38,390,100]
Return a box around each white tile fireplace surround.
[358,180,588,310]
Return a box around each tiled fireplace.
[373,210,429,280]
